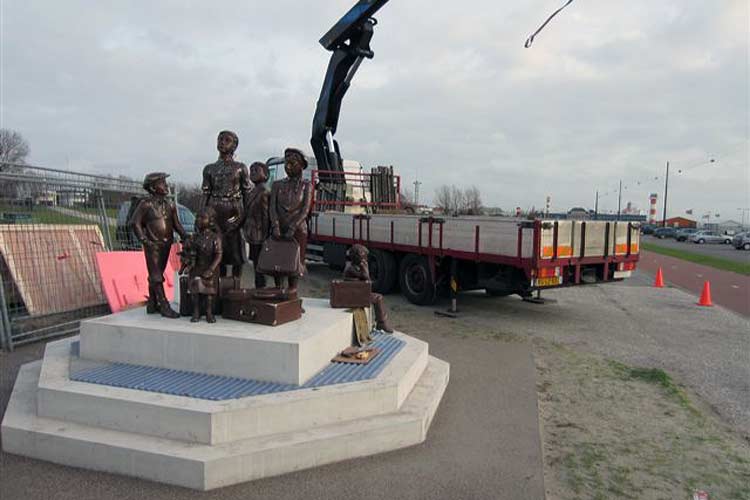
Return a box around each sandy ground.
[536,341,749,500]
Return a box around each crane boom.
[311,0,390,175]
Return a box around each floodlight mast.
[311,0,390,175]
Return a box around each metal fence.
[0,162,144,350]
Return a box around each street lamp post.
[662,158,715,228]
[661,162,669,227]
[594,190,599,217]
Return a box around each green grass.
[0,203,120,248]
[1,204,87,225]
[608,361,695,413]
[642,242,750,276]
[74,206,118,218]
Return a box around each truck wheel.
[399,254,437,305]
[744,243,750,251]
[698,239,705,244]
[369,249,397,294]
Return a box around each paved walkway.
[638,250,750,316]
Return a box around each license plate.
[535,276,561,287]
[613,271,632,279]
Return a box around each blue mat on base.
[70,334,404,401]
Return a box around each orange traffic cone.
[653,267,665,288]
[697,281,713,307]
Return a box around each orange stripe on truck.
[541,245,573,258]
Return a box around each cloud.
[1,0,747,218]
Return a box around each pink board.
[96,251,175,313]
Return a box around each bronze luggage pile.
[222,288,302,327]
[329,280,371,308]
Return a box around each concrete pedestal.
[80,299,352,385]
[1,298,450,490]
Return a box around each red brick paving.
[638,250,750,317]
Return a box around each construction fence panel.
[0,162,145,349]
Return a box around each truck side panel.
[538,220,640,260]
[312,213,536,258]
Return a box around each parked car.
[653,227,677,239]
[115,199,196,249]
[690,231,732,244]
[675,228,698,241]
[641,224,656,235]
[733,232,750,250]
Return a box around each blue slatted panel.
[69,335,404,401]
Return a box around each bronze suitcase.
[257,238,300,276]
[222,289,303,326]
[180,275,238,316]
[330,280,371,308]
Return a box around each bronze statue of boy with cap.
[131,172,187,318]
[200,130,251,280]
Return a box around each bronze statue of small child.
[243,161,271,289]
[186,207,223,323]
[344,244,394,333]
[132,172,187,318]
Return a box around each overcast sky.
[2,0,748,220]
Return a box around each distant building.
[716,220,745,234]
[658,217,696,228]
[567,207,589,220]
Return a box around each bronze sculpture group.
[138,131,390,336]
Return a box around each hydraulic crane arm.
[311,0,390,174]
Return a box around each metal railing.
[0,162,144,350]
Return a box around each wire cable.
[525,0,575,48]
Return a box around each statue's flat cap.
[284,148,309,169]
[143,172,170,189]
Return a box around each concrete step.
[2,356,449,491]
[36,334,429,444]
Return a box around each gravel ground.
[437,273,750,438]
[642,234,750,263]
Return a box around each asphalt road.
[642,234,750,264]
[639,250,750,316]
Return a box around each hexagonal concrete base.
[38,334,430,444]
[2,356,448,490]
[2,299,449,491]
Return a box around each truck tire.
[399,254,437,305]
[744,243,750,251]
[369,249,397,294]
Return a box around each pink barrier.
[96,252,175,313]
